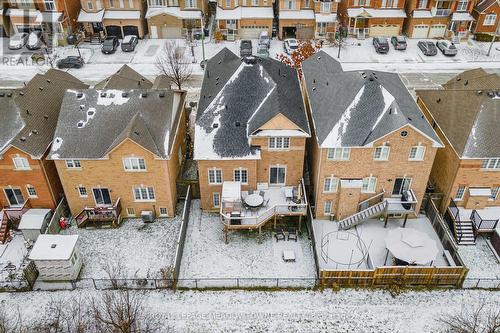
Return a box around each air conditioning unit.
[141,211,155,223]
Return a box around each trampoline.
[320,230,371,269]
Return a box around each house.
[194,48,311,240]
[4,0,81,39]
[18,208,52,242]
[77,0,147,40]
[279,0,339,39]
[404,0,475,40]
[94,64,153,89]
[417,69,500,245]
[29,234,82,281]
[471,0,500,34]
[50,83,187,227]
[0,70,88,213]
[338,0,407,38]
[302,52,442,225]
[215,0,274,40]
[146,0,205,39]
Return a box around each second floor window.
[455,186,465,200]
[123,157,146,171]
[208,168,223,184]
[362,176,377,193]
[66,160,81,169]
[484,14,497,26]
[409,146,425,161]
[323,176,339,193]
[354,0,370,6]
[456,0,467,11]
[268,137,290,150]
[133,186,156,201]
[87,1,94,9]
[285,0,295,9]
[381,0,398,7]
[417,0,427,8]
[233,168,248,184]
[320,1,331,12]
[373,146,390,160]
[44,0,56,10]
[252,0,258,5]
[109,0,115,7]
[304,0,310,6]
[149,0,166,6]
[13,157,30,170]
[327,148,350,161]
[185,0,196,7]
[490,187,499,200]
[481,158,500,170]
[226,0,231,6]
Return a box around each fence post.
[276,278,279,288]
[92,278,97,290]
[476,278,480,288]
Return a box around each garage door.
[106,25,123,39]
[123,25,139,38]
[239,27,261,39]
[428,24,446,38]
[411,24,429,38]
[369,24,400,37]
[161,26,182,38]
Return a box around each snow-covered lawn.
[0,288,498,332]
[60,205,182,279]
[0,231,30,288]
[179,200,316,288]
[459,236,500,280]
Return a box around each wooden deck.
[75,198,123,228]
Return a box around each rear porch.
[74,198,123,228]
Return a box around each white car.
[26,31,43,50]
[283,38,299,55]
[8,32,29,50]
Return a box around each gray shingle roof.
[302,51,441,148]
[0,69,88,158]
[50,88,186,159]
[94,65,153,89]
[195,48,310,160]
[475,0,498,13]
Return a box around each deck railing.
[358,189,385,212]
[385,189,418,215]
[470,209,499,232]
[2,199,32,222]
[75,198,122,227]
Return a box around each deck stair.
[455,220,475,245]
[338,201,387,231]
[0,211,10,244]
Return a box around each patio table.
[283,250,296,262]
[285,187,294,201]
[245,193,264,208]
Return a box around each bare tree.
[102,258,125,289]
[438,301,500,333]
[155,41,192,90]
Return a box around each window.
[233,168,248,184]
[127,207,136,216]
[65,160,81,169]
[123,157,146,171]
[78,186,88,197]
[26,185,37,198]
[93,188,112,205]
[185,0,196,7]
[320,1,331,12]
[268,137,290,150]
[481,158,500,170]
[129,0,134,7]
[13,157,30,170]
[409,146,425,161]
[373,146,390,161]
[96,0,102,9]
[269,166,286,185]
[417,0,427,8]
[323,176,339,193]
[327,148,350,161]
[400,130,408,137]
[87,1,94,9]
[148,0,166,5]
[119,0,124,7]
[252,0,258,5]
[226,0,231,6]
[381,0,398,7]
[362,176,377,193]
[455,186,466,200]
[324,201,332,215]
[133,186,155,201]
[484,13,497,26]
[44,0,56,10]
[490,187,499,201]
[159,207,168,216]
[4,188,24,207]
[109,0,115,7]
[304,0,310,6]
[208,168,223,184]
[285,0,295,9]
[213,193,221,207]
[456,0,467,11]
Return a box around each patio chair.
[287,228,298,242]
[259,190,265,198]
[275,228,285,242]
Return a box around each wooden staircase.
[455,220,476,245]
[0,211,10,244]
[338,201,387,231]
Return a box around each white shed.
[18,209,52,242]
[29,235,82,281]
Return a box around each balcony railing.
[470,210,499,233]
[431,7,451,16]
[2,199,32,222]
[75,198,122,228]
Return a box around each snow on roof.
[469,188,492,196]
[18,209,51,230]
[35,11,63,23]
[347,7,406,18]
[279,9,315,20]
[251,129,309,137]
[146,7,202,19]
[29,235,79,261]
[104,10,141,20]
[6,9,40,17]
[216,7,274,20]
[222,181,242,203]
[315,13,338,23]
[77,9,105,22]
[451,12,475,21]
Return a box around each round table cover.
[245,194,264,207]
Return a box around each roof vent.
[457,77,461,81]
[159,91,165,98]
[313,79,316,84]
[46,79,51,83]
[87,110,95,116]
[437,98,441,103]
[369,77,374,81]
[31,130,38,135]
[207,70,210,78]
[19,91,24,96]
[235,121,240,127]
[20,137,26,142]
[477,90,483,95]
[134,131,140,136]
[80,105,85,110]
[39,86,44,91]
[317,56,321,60]
[216,77,219,81]
[389,108,392,115]
[487,91,495,97]
[77,121,84,128]
[407,117,412,121]
[326,81,329,86]
[122,92,128,98]
[50,244,57,249]
[26,109,30,115]
[213,123,219,128]
[464,80,468,86]
[0,92,4,97]
[100,92,107,98]
[312,87,316,91]
[215,82,219,86]
[141,92,148,98]
[243,57,256,64]
[76,92,83,99]
[44,115,49,120]
[496,91,500,97]
[7,93,12,97]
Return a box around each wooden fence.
[173,185,192,283]
[46,197,70,235]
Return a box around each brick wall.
[473,6,500,33]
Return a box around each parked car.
[257,44,269,57]
[258,31,270,48]
[417,41,437,56]
[373,37,389,54]
[101,36,119,54]
[8,32,29,50]
[390,36,407,50]
[57,56,84,69]
[283,38,298,55]
[240,40,252,57]
[121,35,138,52]
[26,31,43,50]
[436,41,457,56]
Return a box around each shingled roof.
[302,51,441,148]
[443,68,500,90]
[50,88,186,160]
[475,0,498,13]
[194,48,310,160]
[417,70,500,159]
[0,69,88,159]
[94,65,153,89]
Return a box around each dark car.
[56,56,84,69]
[390,36,407,50]
[121,35,138,52]
[240,40,252,57]
[102,36,119,54]
[417,41,437,56]
[373,37,389,54]
[436,41,457,56]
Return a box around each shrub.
[474,32,500,42]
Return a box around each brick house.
[404,0,475,40]
[0,70,88,211]
[302,52,442,223]
[215,0,274,40]
[146,0,206,39]
[50,70,187,226]
[338,0,407,38]
[417,69,500,244]
[279,0,339,39]
[77,0,147,39]
[471,0,500,34]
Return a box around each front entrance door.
[93,188,112,206]
[392,178,412,196]
[4,188,24,207]
[269,166,286,186]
